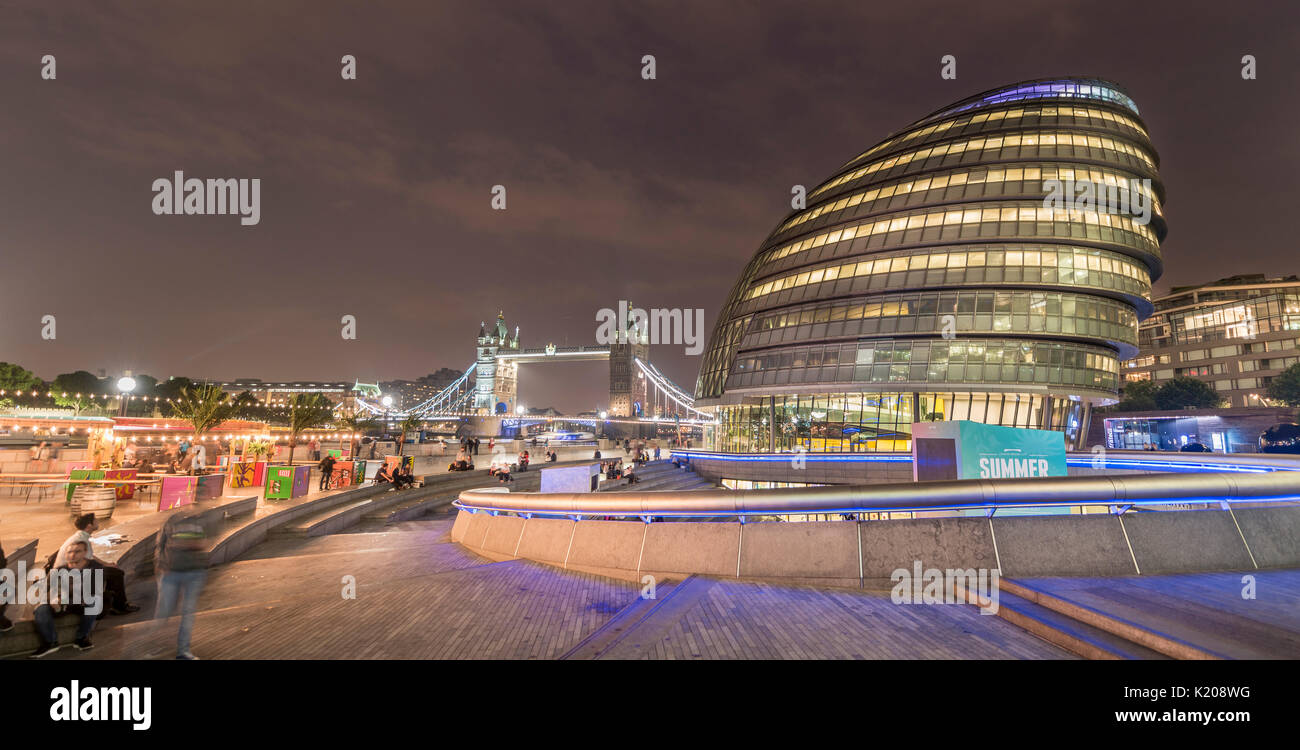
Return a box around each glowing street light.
[116,375,136,417]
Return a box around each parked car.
[1179,442,1211,453]
[1258,423,1300,454]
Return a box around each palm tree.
[287,393,335,464]
[335,409,379,458]
[169,384,237,441]
[396,414,423,457]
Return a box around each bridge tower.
[474,312,520,414]
[608,307,649,417]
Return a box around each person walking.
[152,514,210,660]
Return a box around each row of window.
[808,130,1156,202]
[843,103,1149,172]
[748,290,1137,340]
[728,341,1119,391]
[709,390,1089,453]
[745,246,1151,302]
[925,81,1141,122]
[761,201,1159,268]
[779,163,1161,238]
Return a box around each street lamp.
[116,375,136,417]
[381,395,393,435]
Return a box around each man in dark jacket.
[318,455,337,491]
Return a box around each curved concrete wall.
[454,505,1300,586]
[675,449,1300,487]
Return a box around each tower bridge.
[354,310,710,422]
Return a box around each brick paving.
[22,511,1076,660]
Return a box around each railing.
[454,450,1300,520]
[669,449,1300,474]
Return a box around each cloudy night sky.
[1,0,1296,412]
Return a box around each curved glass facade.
[696,77,1167,451]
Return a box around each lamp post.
[381,395,393,437]
[116,375,136,417]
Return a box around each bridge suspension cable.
[633,357,713,421]
[355,362,477,418]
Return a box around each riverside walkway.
[24,508,1073,660]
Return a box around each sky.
[1,0,1297,412]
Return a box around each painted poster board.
[229,462,257,488]
[104,468,137,500]
[384,455,414,476]
[330,461,354,489]
[291,465,312,498]
[326,449,344,459]
[265,466,295,500]
[197,473,226,502]
[158,476,198,511]
[66,469,106,503]
[354,460,380,484]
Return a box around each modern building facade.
[220,379,355,409]
[1122,274,1300,408]
[695,77,1167,452]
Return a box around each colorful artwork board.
[158,476,198,511]
[66,469,105,503]
[104,468,137,500]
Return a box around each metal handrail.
[668,449,1300,473]
[455,468,1300,519]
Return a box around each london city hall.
[695,78,1167,454]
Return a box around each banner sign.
[912,420,1068,515]
[158,476,198,511]
[104,468,137,500]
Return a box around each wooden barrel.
[72,486,117,521]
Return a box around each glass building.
[1123,274,1300,408]
[696,78,1167,452]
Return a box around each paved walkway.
[31,508,1073,660]
[1014,572,1300,659]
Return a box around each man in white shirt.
[52,513,140,616]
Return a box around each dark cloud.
[1,0,1296,411]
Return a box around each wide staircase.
[596,459,715,493]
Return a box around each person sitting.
[374,465,392,485]
[31,540,100,657]
[490,456,513,483]
[54,514,139,616]
[625,465,640,485]
[517,450,530,472]
[393,466,416,490]
[547,449,557,463]
[449,449,473,471]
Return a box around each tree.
[0,362,44,393]
[1115,379,1159,412]
[1267,363,1300,406]
[335,409,379,458]
[287,393,335,464]
[52,371,108,416]
[0,362,44,409]
[169,384,237,439]
[1154,377,1223,410]
[396,414,423,456]
[153,376,194,403]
